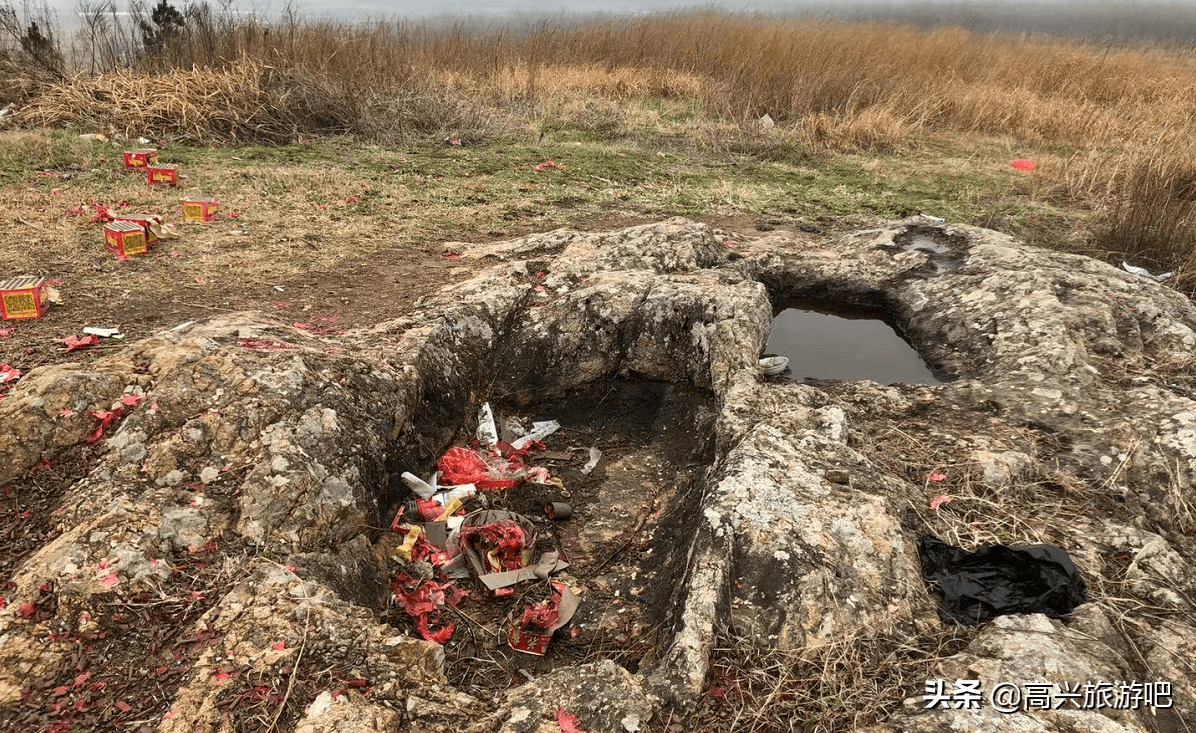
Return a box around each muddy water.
[765,300,944,386]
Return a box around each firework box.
[104,221,148,257]
[146,163,179,186]
[457,510,569,591]
[181,197,219,223]
[112,213,163,246]
[0,276,48,320]
[122,149,158,169]
[505,580,579,656]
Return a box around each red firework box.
[121,149,158,170]
[181,197,219,223]
[505,581,579,656]
[146,163,179,186]
[112,213,163,246]
[506,622,553,656]
[103,221,148,257]
[0,276,49,320]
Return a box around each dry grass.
[5,8,1196,280]
[694,625,975,732]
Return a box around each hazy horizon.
[9,0,1196,43]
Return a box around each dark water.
[765,300,943,386]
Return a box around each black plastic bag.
[918,535,1086,626]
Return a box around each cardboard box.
[181,197,219,223]
[506,581,579,656]
[146,163,179,186]
[122,149,158,169]
[112,213,163,246]
[0,276,48,320]
[103,221,148,257]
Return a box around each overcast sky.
[21,0,1196,42]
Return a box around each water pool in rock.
[765,299,944,386]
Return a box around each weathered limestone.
[2,218,1194,732]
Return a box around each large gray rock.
[1,218,1193,732]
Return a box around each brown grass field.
[3,7,1195,284]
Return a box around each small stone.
[824,469,850,484]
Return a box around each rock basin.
[1,218,1194,733]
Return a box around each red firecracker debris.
[391,573,455,645]
[85,407,124,443]
[236,337,297,350]
[89,201,113,223]
[556,708,583,733]
[1011,159,1037,172]
[929,495,955,510]
[457,519,526,574]
[61,334,99,352]
[437,447,491,484]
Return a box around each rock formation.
[1,218,1193,732]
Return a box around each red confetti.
[65,205,84,215]
[115,700,132,713]
[18,602,35,619]
[556,708,583,733]
[170,250,180,258]
[61,334,99,352]
[163,709,177,721]
[237,337,297,350]
[73,671,92,687]
[99,571,120,588]
[0,363,21,383]
[89,201,113,224]
[85,407,124,443]
[536,160,561,171]
[58,408,72,417]
[926,472,948,482]
[1011,159,1036,172]
[272,641,285,651]
[229,210,239,218]
[0,329,10,337]
[929,495,955,510]
[195,277,205,284]
[120,394,144,407]
[444,252,461,261]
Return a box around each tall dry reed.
[5,6,1196,285]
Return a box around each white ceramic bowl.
[759,356,789,376]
